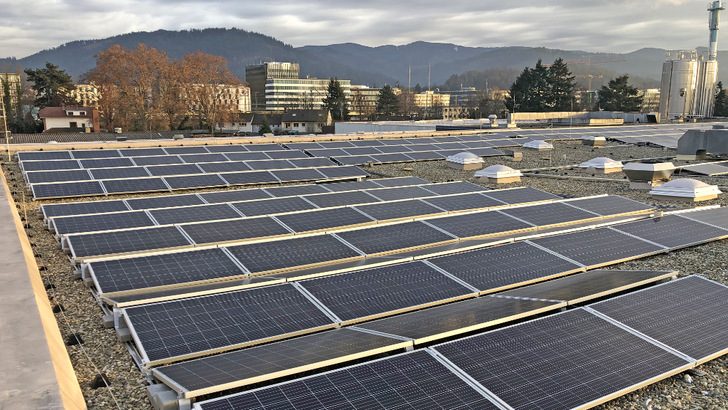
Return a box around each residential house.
[281,109,331,134]
[38,106,100,132]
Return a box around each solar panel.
[178,153,229,163]
[300,261,473,323]
[271,168,326,182]
[164,146,209,154]
[53,211,155,235]
[284,142,323,150]
[421,192,503,212]
[243,143,285,151]
[196,162,251,173]
[17,151,72,161]
[89,167,151,180]
[319,179,382,191]
[195,350,498,410]
[21,160,81,171]
[275,207,374,233]
[79,158,134,169]
[32,181,105,199]
[370,153,413,163]
[434,142,468,150]
[119,148,167,157]
[432,309,691,410]
[67,226,192,259]
[343,146,382,155]
[374,145,413,153]
[482,187,561,204]
[199,189,273,204]
[680,163,728,175]
[500,202,599,226]
[428,241,583,292]
[373,176,430,187]
[349,139,384,146]
[530,228,666,268]
[42,200,129,219]
[102,177,169,194]
[125,194,204,210]
[305,148,350,157]
[365,185,437,201]
[355,199,444,221]
[204,145,248,153]
[335,221,456,255]
[303,190,378,208]
[264,184,330,197]
[149,204,242,225]
[358,295,561,344]
[611,215,728,248]
[218,171,279,186]
[123,283,335,364]
[264,150,309,159]
[70,149,121,159]
[225,235,362,275]
[418,181,488,195]
[245,159,294,170]
[424,210,533,239]
[566,195,653,216]
[332,155,375,165]
[497,269,676,305]
[89,248,245,295]
[680,207,728,229]
[316,165,369,179]
[232,196,317,217]
[318,141,356,148]
[130,155,183,166]
[287,157,336,168]
[591,276,728,363]
[223,152,270,161]
[26,169,91,184]
[181,217,290,245]
[146,164,203,176]
[404,151,444,161]
[153,328,407,398]
[164,174,228,190]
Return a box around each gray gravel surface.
[3,140,727,409]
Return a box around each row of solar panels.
[190,276,728,410]
[39,176,430,219]
[83,195,655,306]
[282,133,516,151]
[50,181,492,235]
[115,206,728,368]
[149,268,677,400]
[331,148,505,166]
[68,191,625,263]
[30,165,369,200]
[303,141,512,158]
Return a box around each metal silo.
[659,51,699,120]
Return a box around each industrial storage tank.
[659,52,698,121]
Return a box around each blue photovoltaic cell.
[265,150,309,159]
[372,176,429,187]
[89,167,151,180]
[67,225,191,258]
[21,160,81,171]
[164,146,209,155]
[333,155,375,165]
[421,193,503,212]
[355,199,444,221]
[125,194,204,210]
[245,159,294,170]
[197,162,251,173]
[482,187,561,204]
[320,180,382,191]
[343,147,382,155]
[17,151,73,161]
[178,153,229,163]
[374,145,413,153]
[204,145,248,153]
[79,158,134,169]
[315,165,370,179]
[119,148,167,157]
[499,202,599,226]
[304,191,379,208]
[287,157,337,168]
[318,141,356,148]
[26,169,91,184]
[232,196,316,217]
[32,181,105,199]
[53,211,155,235]
[219,171,279,186]
[146,164,203,176]
[149,204,242,225]
[102,178,169,194]
[425,210,532,239]
[336,221,455,255]
[164,174,228,190]
[70,149,121,159]
[349,139,385,146]
[243,143,285,151]
[223,152,270,161]
[198,189,272,204]
[42,200,129,219]
[274,207,374,233]
[181,217,290,244]
[365,185,437,201]
[130,156,184,166]
[271,168,325,182]
[264,184,330,197]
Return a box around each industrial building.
[245,62,300,111]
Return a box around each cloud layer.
[0,0,717,59]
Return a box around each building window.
[293,123,299,127]
[69,122,78,128]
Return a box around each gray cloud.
[0,0,716,58]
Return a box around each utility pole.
[1,101,9,161]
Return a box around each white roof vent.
[446,151,484,170]
[623,162,676,190]
[649,178,722,202]
[523,140,554,151]
[475,164,522,183]
[579,157,623,174]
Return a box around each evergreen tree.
[714,81,728,117]
[322,78,349,121]
[597,74,643,112]
[375,85,399,117]
[258,116,272,134]
[549,58,577,111]
[24,62,76,109]
[506,59,551,112]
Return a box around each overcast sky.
[0,0,719,59]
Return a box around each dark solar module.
[70,149,121,159]
[425,210,532,239]
[271,168,326,182]
[377,139,406,145]
[119,148,168,157]
[204,145,249,152]
[32,181,105,199]
[320,179,382,191]
[468,148,504,156]
[365,185,436,201]
[149,204,242,225]
[611,215,728,248]
[332,155,375,165]
[530,228,665,268]
[405,151,444,161]
[26,169,91,184]
[373,176,430,187]
[89,167,151,180]
[275,207,374,233]
[304,190,380,208]
[124,283,334,363]
[243,143,286,151]
[181,217,290,244]
[218,171,279,186]
[164,174,228,190]
[42,200,129,219]
[421,193,503,212]
[264,150,310,159]
[67,226,191,258]
[245,159,294,170]
[306,148,351,157]
[195,350,497,410]
[336,221,455,255]
[222,152,270,161]
[284,142,323,150]
[178,153,229,163]
[89,248,245,294]
[300,261,472,322]
[197,162,251,173]
[370,153,414,163]
[18,151,73,161]
[129,155,184,166]
[232,196,316,217]
[145,164,203,176]
[355,199,444,221]
[164,146,209,154]
[264,184,330,197]
[102,178,169,194]
[316,165,370,179]
[592,276,728,362]
[566,195,653,216]
[80,158,135,169]
[374,145,413,153]
[21,160,81,171]
[54,211,155,235]
[318,141,356,148]
[482,186,561,204]
[348,139,385,146]
[342,147,382,155]
[433,309,689,410]
[499,202,599,226]
[199,188,272,204]
[125,194,204,210]
[428,241,582,292]
[406,144,439,151]
[226,235,361,274]
[433,142,469,150]
[287,157,336,168]
[420,181,488,195]
[680,207,728,229]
